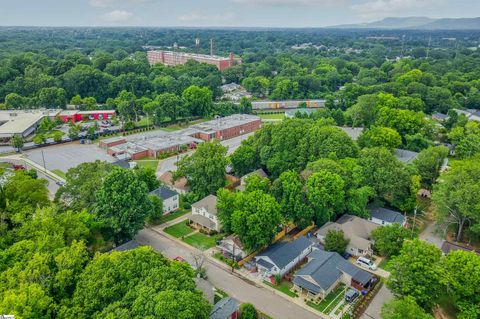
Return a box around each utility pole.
[41,149,47,173]
[231,241,236,273]
[411,206,417,238]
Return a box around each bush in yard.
[324,229,350,254]
[240,303,258,319]
[275,274,282,285]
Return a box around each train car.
[251,99,325,110]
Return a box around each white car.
[356,257,377,270]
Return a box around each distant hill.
[330,17,480,30]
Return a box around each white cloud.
[178,11,237,23]
[351,0,441,19]
[89,0,149,8]
[232,0,338,6]
[102,10,134,23]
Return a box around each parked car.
[356,257,377,270]
[56,181,66,187]
[173,256,185,262]
[345,288,359,303]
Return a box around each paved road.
[0,157,60,199]
[136,228,321,319]
[157,132,253,175]
[360,285,393,319]
[420,221,444,249]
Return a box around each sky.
[0,0,479,28]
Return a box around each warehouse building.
[102,114,261,160]
[0,109,61,140]
[147,51,241,71]
[188,114,261,141]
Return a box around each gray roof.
[210,297,240,319]
[189,213,217,230]
[395,149,419,164]
[257,258,275,270]
[256,236,312,269]
[192,195,218,216]
[293,250,373,294]
[368,206,405,224]
[150,186,178,200]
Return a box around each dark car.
[345,288,359,303]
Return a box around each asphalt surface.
[24,142,115,172]
[136,228,321,319]
[360,285,393,319]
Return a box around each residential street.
[360,285,394,319]
[420,220,444,248]
[135,228,322,319]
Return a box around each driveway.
[135,228,322,319]
[420,221,444,249]
[360,285,394,319]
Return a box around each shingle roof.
[189,213,217,230]
[210,297,240,319]
[315,215,379,252]
[293,250,373,293]
[368,206,405,224]
[395,148,419,164]
[256,236,312,270]
[192,195,218,215]
[150,186,178,200]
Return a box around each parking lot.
[24,142,115,173]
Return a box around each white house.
[368,206,407,227]
[254,236,313,278]
[217,234,248,261]
[189,195,221,233]
[149,186,179,214]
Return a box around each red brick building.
[59,110,115,123]
[190,114,261,142]
[147,51,241,71]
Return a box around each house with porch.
[254,236,314,278]
[217,234,248,261]
[292,250,375,302]
[315,215,379,257]
[189,195,221,233]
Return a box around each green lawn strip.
[308,285,346,313]
[264,280,298,298]
[135,157,159,170]
[378,257,390,270]
[258,113,285,120]
[164,221,194,238]
[155,209,189,225]
[182,232,222,250]
[52,169,66,179]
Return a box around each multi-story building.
[58,110,115,123]
[147,50,241,71]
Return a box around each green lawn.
[378,257,390,270]
[257,113,285,120]
[308,285,346,313]
[183,232,222,250]
[135,117,153,127]
[164,222,194,238]
[135,157,159,170]
[52,169,66,179]
[155,209,190,225]
[264,280,298,298]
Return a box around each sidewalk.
[152,225,330,319]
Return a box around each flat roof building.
[147,50,241,71]
[0,109,61,139]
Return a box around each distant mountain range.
[329,17,480,30]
